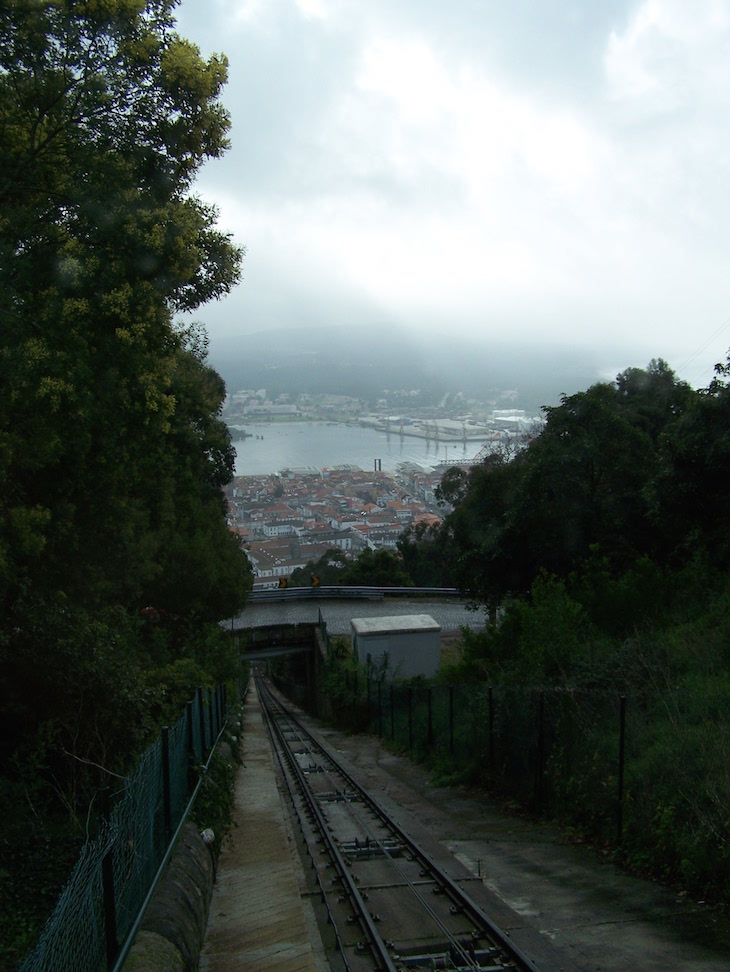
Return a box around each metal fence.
[348,679,730,897]
[19,684,230,972]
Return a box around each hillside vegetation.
[289,357,730,899]
[0,4,251,961]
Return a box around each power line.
[678,315,730,387]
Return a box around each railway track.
[257,676,542,972]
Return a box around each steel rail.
[259,687,351,969]
[261,680,542,972]
[264,688,483,972]
[263,687,481,970]
[259,681,400,972]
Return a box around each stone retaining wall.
[123,821,215,972]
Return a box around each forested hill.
[209,325,604,412]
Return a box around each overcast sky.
[175,0,730,389]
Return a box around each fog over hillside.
[208,326,614,413]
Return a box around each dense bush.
[308,577,730,902]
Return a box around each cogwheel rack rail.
[257,677,542,972]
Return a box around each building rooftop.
[351,614,441,635]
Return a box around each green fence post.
[161,726,172,842]
[449,685,454,755]
[488,686,494,786]
[427,687,433,748]
[100,786,118,970]
[535,691,545,812]
[197,686,206,754]
[617,695,627,848]
[391,685,395,741]
[408,688,413,752]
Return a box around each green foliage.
[0,596,148,967]
[144,658,211,727]
[0,4,251,954]
[0,806,82,972]
[651,358,730,569]
[452,574,591,685]
[504,573,590,683]
[317,639,371,731]
[404,359,709,608]
[0,0,247,612]
[341,547,414,587]
[434,466,470,506]
[0,597,150,817]
[290,547,415,588]
[397,522,455,587]
[191,704,244,859]
[289,548,349,587]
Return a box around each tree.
[434,466,469,507]
[438,451,526,607]
[341,548,414,587]
[428,363,694,609]
[0,0,244,611]
[651,355,730,568]
[0,0,250,839]
[289,549,349,587]
[615,358,694,443]
[397,522,453,587]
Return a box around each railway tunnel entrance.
[236,620,325,715]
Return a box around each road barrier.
[246,585,462,602]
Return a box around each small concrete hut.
[350,614,441,680]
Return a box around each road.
[231,596,486,636]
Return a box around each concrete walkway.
[199,683,326,972]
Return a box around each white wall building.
[350,615,441,679]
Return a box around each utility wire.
[678,315,730,387]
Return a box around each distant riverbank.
[231,421,484,476]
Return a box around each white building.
[350,615,441,679]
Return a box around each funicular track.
[257,676,542,972]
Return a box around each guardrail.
[246,585,462,602]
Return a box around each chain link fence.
[19,684,230,972]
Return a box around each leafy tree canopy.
[406,360,708,612]
[289,549,349,587]
[341,548,414,587]
[0,0,246,613]
[0,0,250,840]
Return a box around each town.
[222,389,545,587]
[224,464,446,587]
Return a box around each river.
[231,421,485,476]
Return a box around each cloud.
[177,0,730,387]
[605,0,730,114]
